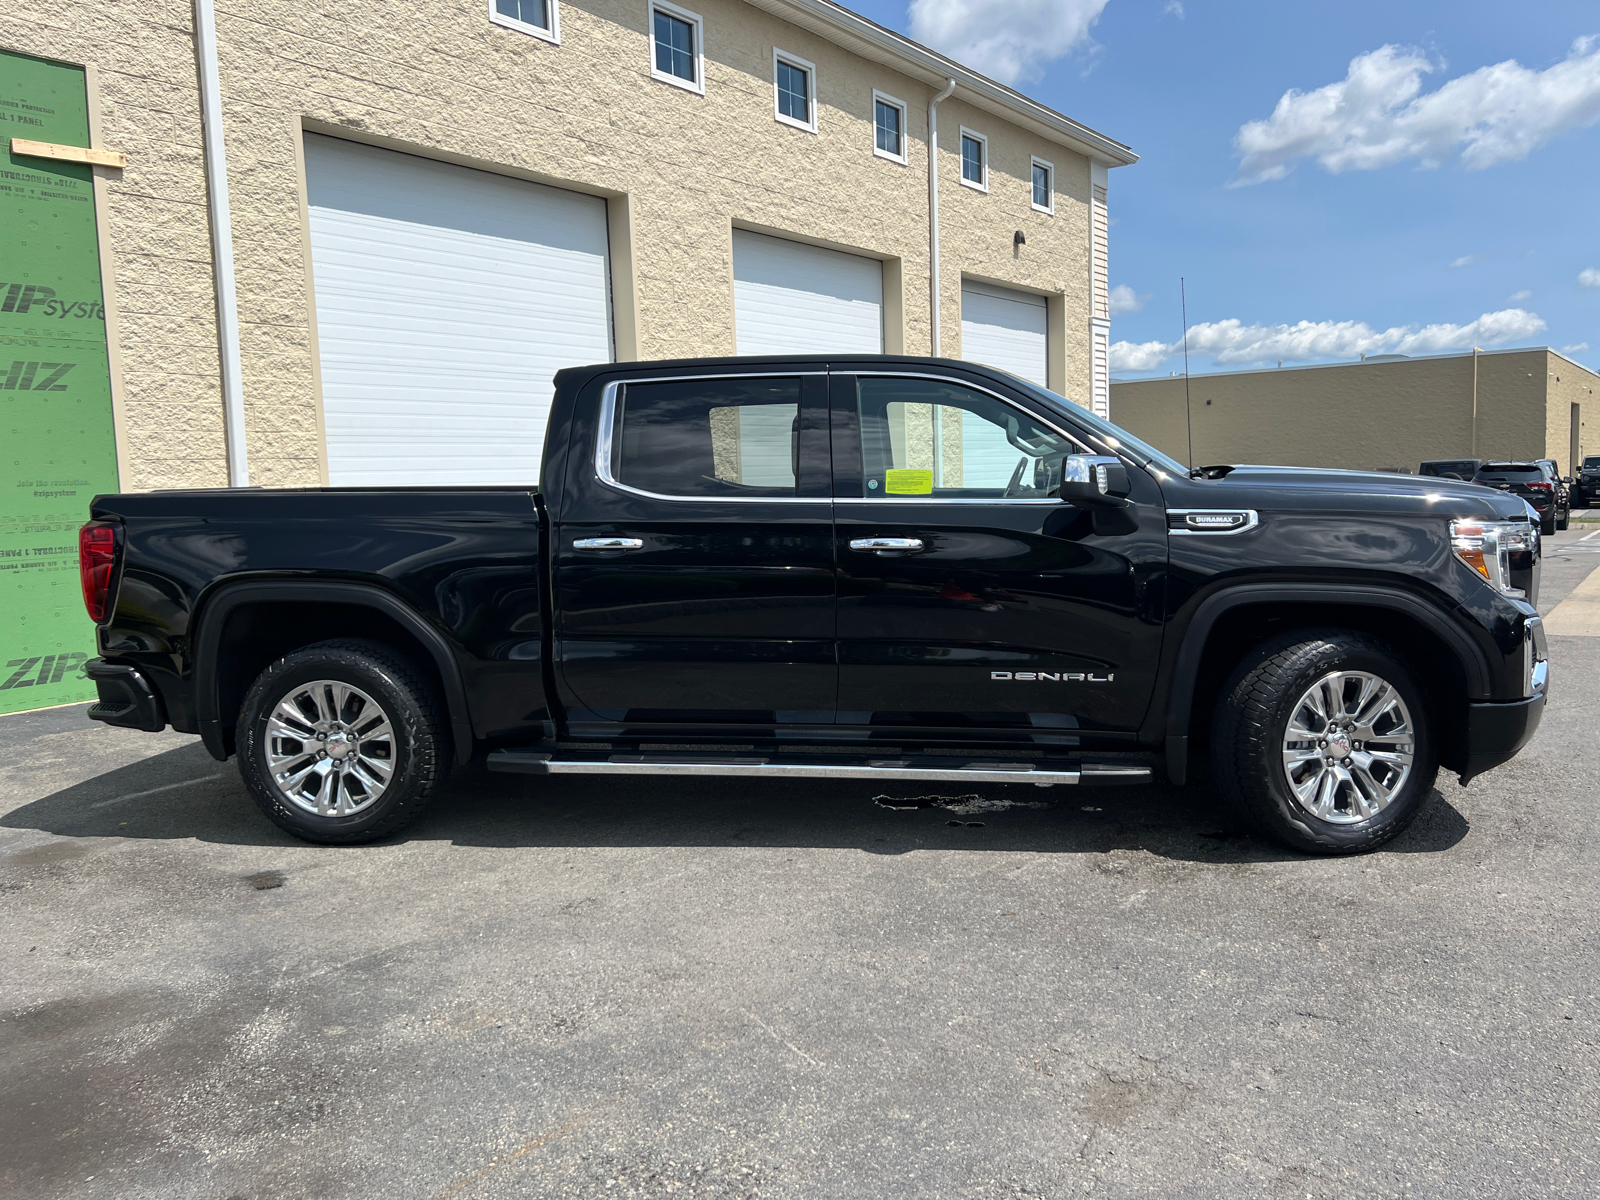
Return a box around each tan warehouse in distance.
[1110,348,1600,476]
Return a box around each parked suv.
[1474,461,1568,534]
[81,355,1549,856]
[1572,455,1600,508]
[1537,460,1572,522]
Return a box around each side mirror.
[1058,455,1129,504]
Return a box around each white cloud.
[1510,289,1533,301]
[1580,267,1600,287]
[1108,307,1546,373]
[1564,342,1591,352]
[1162,0,1184,17]
[1109,284,1148,315]
[1449,255,1477,268]
[908,0,1109,84]
[1233,37,1600,185]
[1109,340,1171,372]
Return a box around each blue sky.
[846,0,1600,377]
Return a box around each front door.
[830,371,1167,741]
[554,371,836,734]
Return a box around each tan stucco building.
[3,0,1135,491]
[1110,348,1600,476]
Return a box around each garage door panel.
[306,134,611,486]
[306,139,606,255]
[733,230,883,356]
[961,282,1048,387]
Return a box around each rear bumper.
[85,658,168,733]
[1460,692,1544,783]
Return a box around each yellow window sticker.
[884,468,933,495]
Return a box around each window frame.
[958,127,988,193]
[1030,155,1054,215]
[649,0,704,95]
[871,90,908,165]
[840,371,1094,504]
[772,49,818,133]
[488,0,560,45]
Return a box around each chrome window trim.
[594,376,829,506]
[593,369,1114,507]
[1166,508,1261,536]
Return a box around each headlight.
[1450,519,1538,598]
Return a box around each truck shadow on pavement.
[5,739,1471,864]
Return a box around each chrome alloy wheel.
[1281,670,1415,824]
[265,680,395,817]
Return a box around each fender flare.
[192,580,476,766]
[1159,583,1493,785]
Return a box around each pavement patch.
[1541,562,1600,634]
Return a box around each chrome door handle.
[849,537,924,555]
[573,537,643,551]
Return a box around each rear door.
[553,370,836,733]
[829,370,1168,740]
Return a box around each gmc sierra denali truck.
[79,355,1548,854]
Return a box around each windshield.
[1584,456,1600,469]
[1010,378,1190,476]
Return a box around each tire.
[1211,629,1438,855]
[1557,508,1570,532]
[237,639,449,844]
[1542,514,1556,536]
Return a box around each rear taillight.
[79,521,119,622]
[1528,482,1553,492]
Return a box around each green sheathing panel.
[1,51,119,713]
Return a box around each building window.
[873,91,907,163]
[650,2,703,93]
[1031,156,1054,214]
[959,128,987,191]
[773,50,817,132]
[490,0,559,43]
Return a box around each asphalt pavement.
[2,530,1597,1199]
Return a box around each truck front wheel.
[1211,630,1438,854]
[237,639,449,844]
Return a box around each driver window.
[855,377,1083,499]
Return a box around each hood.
[1188,465,1531,522]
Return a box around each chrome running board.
[485,750,1152,787]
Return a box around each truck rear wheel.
[1211,630,1438,855]
[237,639,449,844]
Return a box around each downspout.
[195,0,249,485]
[927,77,957,357]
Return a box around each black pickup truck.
[80,355,1548,854]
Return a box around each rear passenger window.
[613,378,801,496]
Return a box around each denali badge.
[991,670,1114,682]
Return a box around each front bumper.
[1460,692,1545,783]
[85,659,168,733]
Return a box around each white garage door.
[961,281,1048,387]
[733,230,883,355]
[305,135,612,486]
